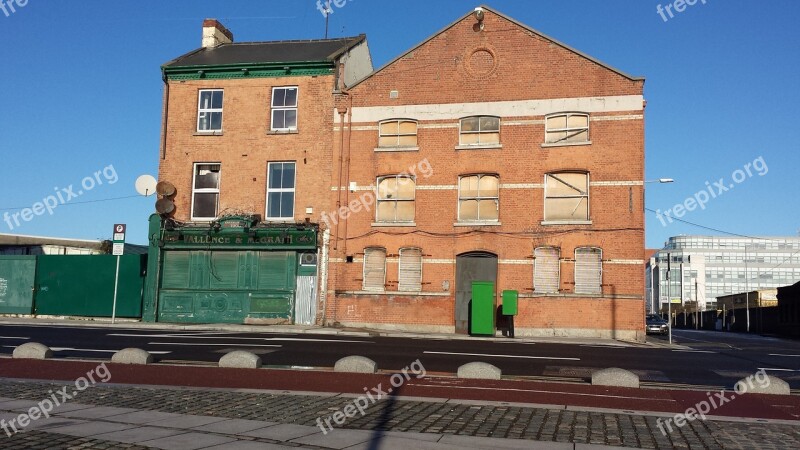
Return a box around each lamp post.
[744,244,751,332]
[645,177,674,341]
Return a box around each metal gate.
[455,252,498,334]
[294,276,317,325]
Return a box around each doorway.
[455,251,498,334]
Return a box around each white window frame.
[534,247,561,294]
[378,119,418,148]
[375,175,416,223]
[544,112,590,145]
[459,116,501,146]
[575,247,603,295]
[543,172,590,223]
[197,89,224,132]
[191,162,221,221]
[398,247,423,292]
[363,247,387,292]
[265,161,296,221]
[458,174,499,222]
[271,86,299,131]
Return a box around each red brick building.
[325,7,646,341]
[142,20,372,325]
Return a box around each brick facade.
[325,8,647,341]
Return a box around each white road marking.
[108,333,370,343]
[0,336,30,340]
[768,354,800,358]
[423,351,579,361]
[147,342,282,348]
[2,345,171,355]
[412,383,675,402]
[580,345,625,349]
[672,350,717,354]
[758,368,800,372]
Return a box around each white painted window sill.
[194,131,223,136]
[267,129,299,135]
[374,146,420,152]
[372,222,417,227]
[454,221,501,227]
[455,144,503,150]
[540,220,593,226]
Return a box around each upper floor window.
[534,247,560,294]
[460,116,500,146]
[197,90,223,132]
[363,247,387,292]
[398,247,423,292]
[545,113,589,144]
[379,119,418,148]
[544,172,589,222]
[575,247,602,295]
[458,174,499,222]
[266,162,296,220]
[376,175,415,223]
[191,163,221,220]
[271,87,298,131]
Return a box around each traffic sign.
[112,243,125,256]
[113,224,127,243]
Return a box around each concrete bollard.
[219,350,262,369]
[334,356,377,373]
[12,342,53,360]
[591,368,640,388]
[457,362,502,380]
[112,348,154,365]
[736,374,790,395]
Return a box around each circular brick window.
[468,49,496,77]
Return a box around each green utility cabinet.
[502,290,518,316]
[470,281,496,335]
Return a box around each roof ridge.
[221,35,364,46]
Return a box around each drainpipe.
[160,70,170,160]
[342,93,354,258]
[334,109,346,250]
[319,228,330,326]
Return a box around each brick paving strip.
[0,380,798,449]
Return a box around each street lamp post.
[744,244,750,332]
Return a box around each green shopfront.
[142,215,319,325]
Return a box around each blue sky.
[1,0,798,247]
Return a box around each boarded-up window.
[363,248,386,291]
[399,248,422,292]
[575,247,602,295]
[534,247,560,294]
[545,113,589,144]
[459,174,499,221]
[379,120,418,147]
[545,172,589,221]
[460,116,500,145]
[376,176,415,222]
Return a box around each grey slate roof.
[164,35,366,68]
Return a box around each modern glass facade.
[645,236,800,313]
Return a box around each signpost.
[111,224,125,324]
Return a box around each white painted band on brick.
[337,115,641,131]
[330,258,640,266]
[605,259,645,265]
[339,95,644,123]
[333,181,641,191]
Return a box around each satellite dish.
[155,198,175,215]
[156,181,176,197]
[135,175,158,196]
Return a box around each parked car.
[646,314,668,335]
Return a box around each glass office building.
[646,236,800,313]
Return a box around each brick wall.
[159,76,337,223]
[325,9,646,341]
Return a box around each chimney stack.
[202,19,233,48]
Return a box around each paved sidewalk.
[1,379,797,449]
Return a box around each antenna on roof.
[323,0,333,39]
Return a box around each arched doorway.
[455,251,498,334]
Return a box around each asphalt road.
[1,324,798,389]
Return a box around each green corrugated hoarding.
[0,256,37,314]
